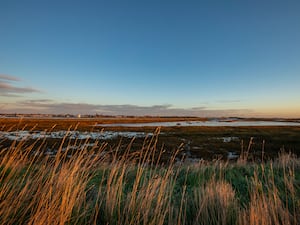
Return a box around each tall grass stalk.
[1,129,300,224]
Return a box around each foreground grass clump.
[1,131,300,225]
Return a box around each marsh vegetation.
[1,118,300,224]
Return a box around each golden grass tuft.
[1,127,300,225]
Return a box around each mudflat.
[1,117,300,161]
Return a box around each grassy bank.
[1,131,300,224]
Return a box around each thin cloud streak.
[0,74,40,96]
[216,99,242,103]
[0,74,20,81]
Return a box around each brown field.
[0,117,206,131]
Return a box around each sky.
[1,0,300,117]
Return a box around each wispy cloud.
[0,75,252,116]
[0,74,40,96]
[0,74,21,81]
[4,100,252,117]
[216,99,242,103]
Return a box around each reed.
[1,128,299,224]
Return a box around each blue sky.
[1,0,300,117]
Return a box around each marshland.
[2,0,300,224]
[1,117,300,224]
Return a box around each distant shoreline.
[1,117,299,132]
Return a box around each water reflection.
[96,120,300,127]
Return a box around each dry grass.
[0,131,103,225]
[238,165,297,225]
[192,179,238,225]
[1,128,300,224]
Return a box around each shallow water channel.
[95,120,300,127]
